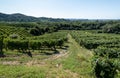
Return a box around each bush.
[93,58,120,78]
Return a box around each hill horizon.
[0,12,120,20]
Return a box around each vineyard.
[1,0,120,77]
[70,31,120,78]
[0,25,31,37]
[0,23,120,78]
[0,31,68,57]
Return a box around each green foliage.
[0,36,4,57]
[92,58,120,78]
[103,23,120,34]
[0,25,31,38]
[70,31,120,78]
[94,47,120,58]
[6,39,28,51]
[0,36,3,52]
[0,22,59,37]
[70,31,120,49]
[30,28,41,36]
[2,31,68,53]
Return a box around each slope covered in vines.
[70,31,120,78]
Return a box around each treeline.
[70,31,120,78]
[56,20,120,34]
[29,26,58,36]
[38,20,120,34]
[1,20,120,36]
[103,23,120,34]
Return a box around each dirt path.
[25,49,69,66]
[44,49,68,61]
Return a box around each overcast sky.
[0,0,120,19]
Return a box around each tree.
[103,23,120,34]
[30,28,40,36]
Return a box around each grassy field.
[0,33,93,78]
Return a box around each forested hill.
[0,12,69,22]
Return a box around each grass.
[61,34,93,78]
[0,65,46,78]
[0,49,71,78]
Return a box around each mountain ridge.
[0,12,69,22]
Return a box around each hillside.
[0,13,69,22]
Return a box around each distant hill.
[0,12,69,22]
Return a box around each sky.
[0,0,120,19]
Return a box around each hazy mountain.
[0,12,69,22]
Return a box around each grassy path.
[60,34,93,78]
